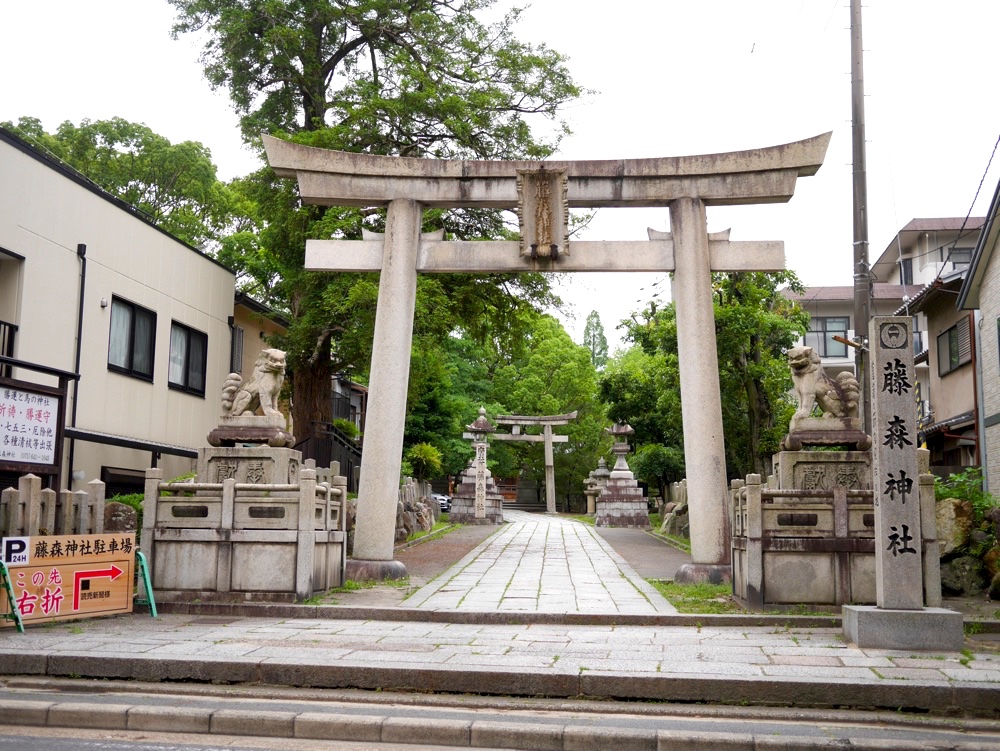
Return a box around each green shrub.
[935,467,997,524]
[405,442,443,481]
[331,418,360,440]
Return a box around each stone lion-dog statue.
[787,345,860,422]
[221,348,286,419]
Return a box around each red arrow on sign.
[73,565,124,610]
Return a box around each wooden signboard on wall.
[0,533,135,626]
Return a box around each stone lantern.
[595,423,649,528]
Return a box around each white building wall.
[978,237,1000,493]
[0,136,235,490]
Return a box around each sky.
[2,1,999,353]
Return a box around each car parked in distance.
[432,493,451,512]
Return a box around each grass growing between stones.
[647,580,742,614]
[302,576,415,604]
[570,515,595,526]
[404,517,456,544]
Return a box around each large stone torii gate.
[264,132,831,581]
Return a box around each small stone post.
[583,471,599,515]
[39,488,56,535]
[19,474,41,535]
[142,468,162,560]
[296,468,317,600]
[918,448,942,608]
[56,489,74,536]
[87,479,105,534]
[745,474,764,611]
[216,478,236,593]
[1,487,17,536]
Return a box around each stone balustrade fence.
[142,465,347,602]
[731,471,941,611]
[1,474,105,537]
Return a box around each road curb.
[1,650,997,716]
[1,697,997,750]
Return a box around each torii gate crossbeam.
[264,133,830,582]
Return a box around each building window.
[230,324,244,374]
[805,316,849,358]
[951,247,972,271]
[937,320,971,376]
[168,322,207,396]
[108,297,155,380]
[899,258,913,285]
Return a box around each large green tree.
[169,0,583,437]
[490,314,609,510]
[581,310,608,369]
[2,116,232,248]
[604,271,808,480]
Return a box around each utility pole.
[851,0,872,433]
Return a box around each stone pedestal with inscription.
[450,462,504,525]
[196,446,301,497]
[842,317,962,650]
[596,424,649,529]
[772,449,871,496]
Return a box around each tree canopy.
[168,0,585,437]
[582,310,608,369]
[2,116,232,248]
[169,0,581,154]
[603,271,808,481]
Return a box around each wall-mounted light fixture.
[100,298,108,308]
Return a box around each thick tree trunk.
[291,351,333,444]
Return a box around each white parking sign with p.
[1,537,30,566]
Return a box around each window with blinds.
[937,319,971,376]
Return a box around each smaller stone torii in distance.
[264,132,831,582]
[464,411,578,514]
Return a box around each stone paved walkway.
[403,511,675,614]
[2,613,998,712]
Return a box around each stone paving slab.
[405,511,676,614]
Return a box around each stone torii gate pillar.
[264,133,830,580]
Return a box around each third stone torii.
[264,133,831,583]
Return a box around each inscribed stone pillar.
[474,440,488,519]
[669,198,730,570]
[543,424,556,513]
[869,316,922,609]
[352,199,422,563]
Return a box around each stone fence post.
[296,468,317,600]
[142,468,163,564]
[919,455,941,608]
[745,474,763,612]
[21,474,41,534]
[87,479,105,534]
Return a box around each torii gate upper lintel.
[264,133,831,578]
